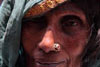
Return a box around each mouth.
[36,60,66,67]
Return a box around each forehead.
[46,2,85,17]
[41,2,86,24]
[24,2,85,18]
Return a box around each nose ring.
[53,43,60,51]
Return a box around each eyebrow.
[60,15,83,23]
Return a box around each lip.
[36,60,66,67]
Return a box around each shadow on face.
[21,1,90,67]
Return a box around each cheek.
[62,31,89,57]
[21,23,44,55]
[21,31,36,55]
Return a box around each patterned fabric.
[24,0,67,17]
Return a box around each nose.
[39,30,60,53]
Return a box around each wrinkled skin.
[21,2,90,67]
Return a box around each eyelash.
[62,19,80,27]
[61,16,82,26]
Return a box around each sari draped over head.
[0,0,100,67]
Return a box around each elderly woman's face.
[21,2,90,67]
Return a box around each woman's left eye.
[60,16,83,34]
[60,16,82,28]
[63,19,79,27]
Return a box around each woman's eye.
[60,16,82,28]
[60,16,83,35]
[63,19,79,27]
[22,16,47,30]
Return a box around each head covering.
[0,0,100,67]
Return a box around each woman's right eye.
[22,16,48,30]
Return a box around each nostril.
[39,44,53,53]
[38,43,61,53]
